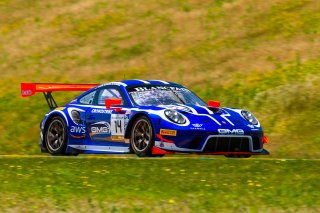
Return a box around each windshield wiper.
[169,88,186,104]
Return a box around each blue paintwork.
[39,80,268,155]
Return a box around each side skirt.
[67,145,130,154]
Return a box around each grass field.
[1,1,320,212]
[0,156,319,212]
[0,0,320,157]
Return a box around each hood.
[181,104,251,128]
[138,104,259,129]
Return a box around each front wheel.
[44,116,68,155]
[225,154,251,158]
[130,116,162,157]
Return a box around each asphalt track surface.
[0,155,319,160]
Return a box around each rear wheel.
[130,116,163,157]
[45,116,68,155]
[225,154,251,158]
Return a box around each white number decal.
[111,114,128,136]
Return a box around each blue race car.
[21,80,269,158]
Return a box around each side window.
[97,88,123,105]
[79,91,96,105]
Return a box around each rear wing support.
[21,83,99,109]
[43,92,58,110]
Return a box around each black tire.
[225,154,251,158]
[44,116,68,155]
[130,116,162,157]
[65,153,79,156]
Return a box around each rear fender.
[40,110,70,152]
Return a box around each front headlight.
[164,109,186,124]
[241,110,258,125]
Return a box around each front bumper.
[155,133,268,155]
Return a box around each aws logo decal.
[70,126,86,134]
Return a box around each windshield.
[127,85,206,106]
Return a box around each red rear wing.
[21,83,100,109]
[21,83,99,97]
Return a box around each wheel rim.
[46,119,65,152]
[132,119,152,152]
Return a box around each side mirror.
[105,98,122,112]
[207,100,220,108]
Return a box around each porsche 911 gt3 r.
[21,80,269,158]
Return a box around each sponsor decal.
[91,109,113,114]
[218,129,244,135]
[132,86,190,92]
[70,126,86,134]
[55,107,65,111]
[192,123,203,128]
[70,134,86,139]
[160,129,177,136]
[21,90,32,96]
[191,123,205,130]
[90,122,111,135]
[111,135,124,140]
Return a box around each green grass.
[1,1,319,211]
[1,0,320,157]
[0,156,319,212]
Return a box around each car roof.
[98,79,183,87]
[74,79,185,105]
[121,79,181,87]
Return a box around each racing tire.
[130,116,163,157]
[44,116,68,155]
[224,154,251,158]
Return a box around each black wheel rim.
[47,119,65,152]
[132,119,151,152]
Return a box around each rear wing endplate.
[21,83,99,109]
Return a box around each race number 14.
[111,114,126,136]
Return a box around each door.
[85,86,128,143]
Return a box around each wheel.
[225,154,251,158]
[45,116,68,155]
[130,116,162,157]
